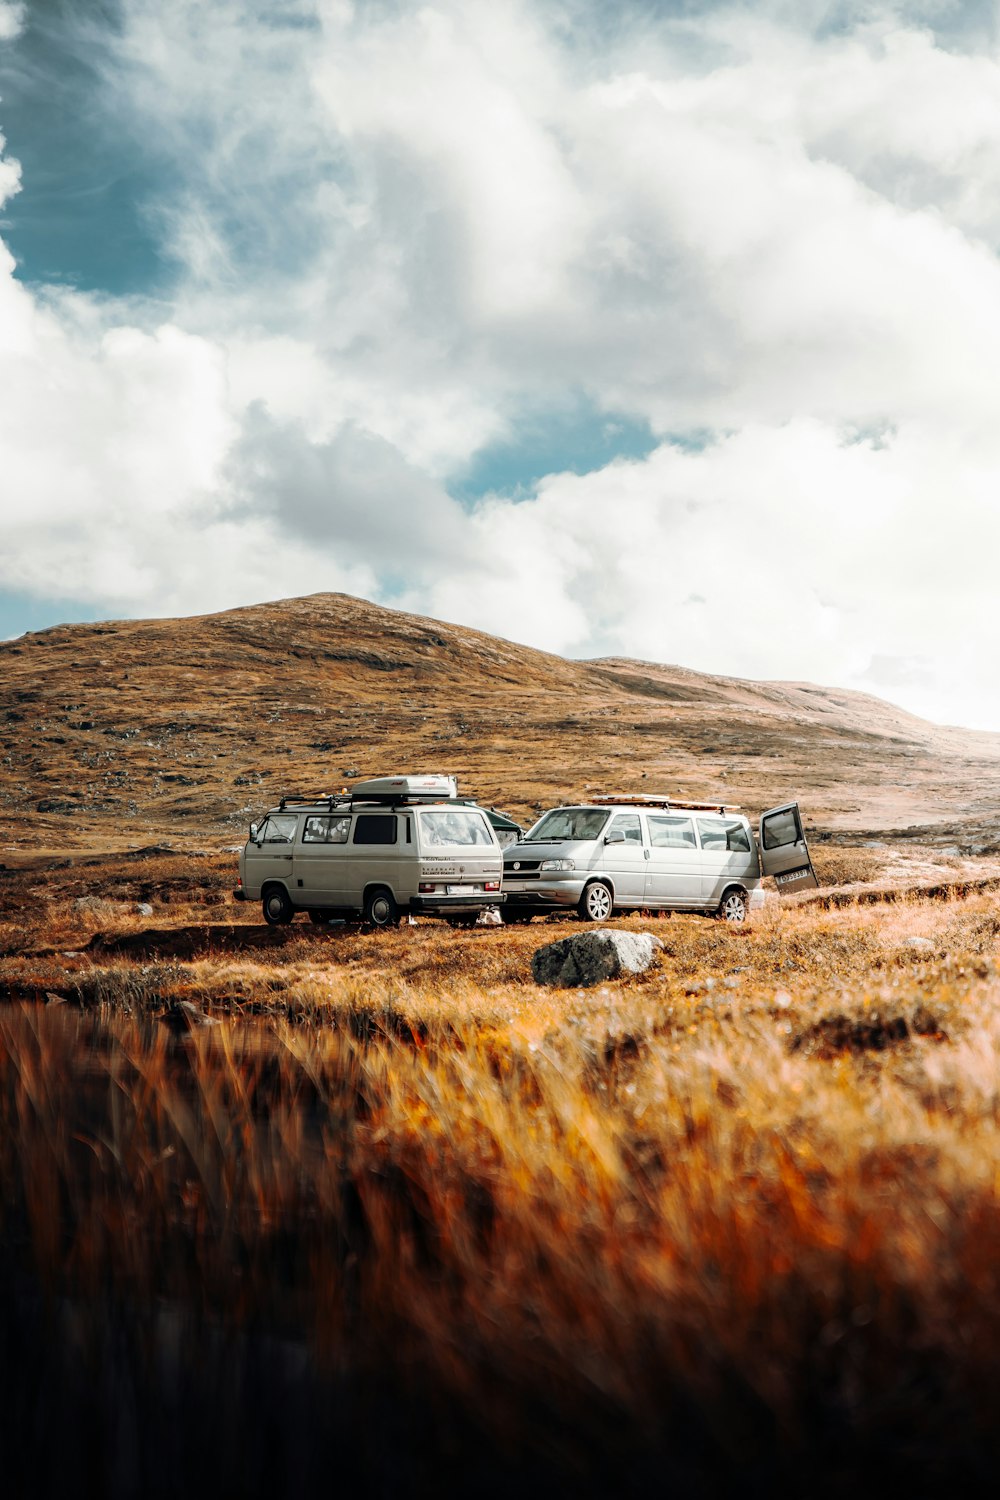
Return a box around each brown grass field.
[5,596,1000,1495]
[3,847,1000,1496]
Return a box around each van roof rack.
[591,793,741,813]
[276,773,459,812]
[278,793,352,812]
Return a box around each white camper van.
[234,775,505,928]
[501,794,817,924]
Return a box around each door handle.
[643,849,650,859]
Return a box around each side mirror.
[249,823,259,844]
[604,829,626,845]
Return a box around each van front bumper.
[504,880,583,909]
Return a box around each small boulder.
[137,902,154,916]
[531,929,663,988]
[903,936,935,953]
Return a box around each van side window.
[696,819,727,850]
[697,818,751,852]
[303,815,351,844]
[259,814,298,843]
[353,815,397,845]
[648,815,696,848]
[609,814,643,843]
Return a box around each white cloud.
[0,3,23,44]
[5,1,1000,728]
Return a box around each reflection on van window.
[418,810,493,846]
[258,815,298,844]
[303,815,351,844]
[608,814,643,843]
[525,808,609,842]
[648,815,696,849]
[353,815,397,846]
[697,818,751,853]
[762,809,799,850]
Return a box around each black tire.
[363,887,400,929]
[578,881,614,922]
[718,887,748,924]
[262,886,294,925]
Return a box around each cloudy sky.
[2,1,1000,727]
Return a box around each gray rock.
[137,902,154,916]
[903,935,935,952]
[531,929,663,988]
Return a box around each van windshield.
[418,809,494,847]
[524,808,609,843]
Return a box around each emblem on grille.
[513,861,520,870]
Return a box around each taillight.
[419,881,435,893]
[485,880,500,892]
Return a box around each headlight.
[540,858,575,872]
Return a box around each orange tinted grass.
[3,885,1000,1487]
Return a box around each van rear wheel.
[718,888,748,924]
[578,882,613,922]
[262,887,294,925]
[363,888,400,929]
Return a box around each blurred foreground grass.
[3,874,1000,1495]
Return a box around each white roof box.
[351,774,458,803]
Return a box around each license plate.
[447,884,478,896]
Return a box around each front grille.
[504,858,541,874]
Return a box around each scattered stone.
[157,1000,221,1034]
[903,935,935,952]
[531,930,663,988]
[773,989,793,1009]
[137,902,154,916]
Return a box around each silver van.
[234,775,505,928]
[501,796,816,923]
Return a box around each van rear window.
[353,815,397,845]
[418,810,493,846]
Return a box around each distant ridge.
[3,591,999,851]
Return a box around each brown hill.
[2,591,1000,859]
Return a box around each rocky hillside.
[3,592,1000,856]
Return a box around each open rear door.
[758,803,818,892]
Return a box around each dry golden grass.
[3,853,1000,1493]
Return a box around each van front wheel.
[718,888,748,924]
[364,888,400,929]
[262,887,294,925]
[578,882,614,922]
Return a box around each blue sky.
[3,1,1000,727]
